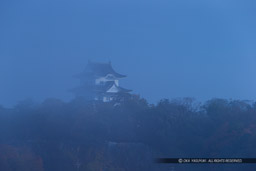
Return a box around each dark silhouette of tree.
[0,97,256,170]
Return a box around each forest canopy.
[0,96,256,171]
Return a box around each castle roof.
[95,81,132,93]
[75,61,126,78]
[71,81,131,94]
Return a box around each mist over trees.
[0,96,256,171]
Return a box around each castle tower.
[71,61,131,102]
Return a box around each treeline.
[0,95,256,171]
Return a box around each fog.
[1,1,256,170]
[1,0,256,107]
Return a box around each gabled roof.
[95,81,132,93]
[116,86,132,93]
[106,82,132,93]
[75,61,126,78]
[71,81,132,94]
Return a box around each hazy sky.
[0,0,256,107]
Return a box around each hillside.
[0,96,256,171]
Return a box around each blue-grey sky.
[0,0,256,107]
